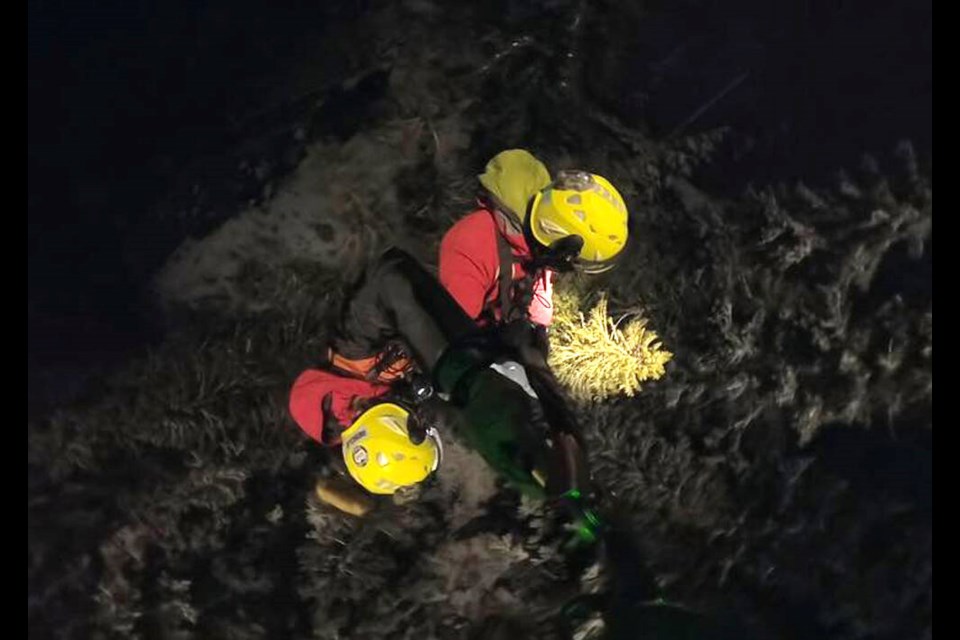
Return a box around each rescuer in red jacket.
[435,150,632,510]
[439,149,630,336]
[288,248,471,458]
[433,150,630,539]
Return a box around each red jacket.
[288,368,390,445]
[439,208,554,326]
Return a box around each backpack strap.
[495,229,518,322]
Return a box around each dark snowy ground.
[29,1,930,638]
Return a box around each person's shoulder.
[443,208,497,245]
[440,208,499,281]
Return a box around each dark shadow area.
[807,422,932,514]
[590,0,931,190]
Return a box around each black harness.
[493,229,536,324]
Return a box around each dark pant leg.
[330,248,477,371]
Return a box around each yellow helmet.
[340,402,441,495]
[529,171,629,273]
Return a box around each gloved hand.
[406,412,427,445]
[455,366,550,498]
[533,235,585,273]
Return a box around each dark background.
[27,0,931,372]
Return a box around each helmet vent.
[608,234,619,241]
[594,184,626,213]
[381,416,406,434]
[377,452,389,467]
[539,218,569,236]
[573,209,586,221]
[566,194,582,205]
